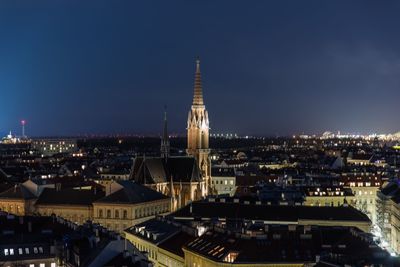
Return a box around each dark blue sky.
[1,1,400,136]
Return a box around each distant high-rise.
[187,58,211,193]
[21,120,26,138]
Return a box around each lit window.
[25,248,29,254]
[51,263,56,267]
[4,249,9,256]
[18,248,23,255]
[9,248,14,255]
[40,264,45,267]
[34,247,38,254]
[38,247,43,253]
[29,265,34,267]
[223,251,239,263]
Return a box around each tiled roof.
[132,156,201,184]
[159,231,193,257]
[0,185,36,200]
[125,218,181,244]
[183,226,389,265]
[35,188,105,206]
[171,200,370,223]
[94,181,168,204]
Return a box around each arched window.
[99,209,103,218]
[123,210,127,219]
[107,210,111,218]
[115,210,119,218]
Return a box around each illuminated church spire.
[187,58,211,195]
[192,58,204,106]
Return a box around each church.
[130,59,211,210]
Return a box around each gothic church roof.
[131,156,202,184]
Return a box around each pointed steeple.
[161,107,170,158]
[163,107,169,143]
[192,58,204,106]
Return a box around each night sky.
[1,1,400,137]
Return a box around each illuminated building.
[376,182,400,254]
[131,59,210,209]
[31,138,77,156]
[186,58,211,194]
[340,172,382,224]
[210,167,236,196]
[34,186,104,224]
[303,186,354,207]
[124,201,393,267]
[0,184,36,216]
[92,181,170,233]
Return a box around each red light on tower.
[21,120,26,126]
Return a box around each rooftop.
[171,199,370,224]
[35,187,105,206]
[95,180,168,204]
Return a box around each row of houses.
[0,179,171,233]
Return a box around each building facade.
[31,138,77,156]
[34,187,103,224]
[0,184,36,216]
[211,167,236,196]
[340,172,382,224]
[92,181,170,233]
[376,182,400,254]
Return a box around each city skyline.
[2,1,400,265]
[1,1,400,136]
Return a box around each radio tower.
[21,120,26,138]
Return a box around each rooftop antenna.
[21,120,26,138]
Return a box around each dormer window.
[223,251,239,263]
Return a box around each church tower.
[187,58,211,193]
[160,109,170,159]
